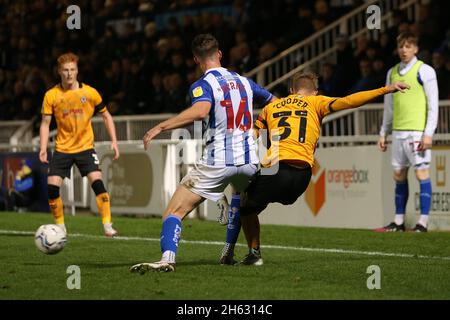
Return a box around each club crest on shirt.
[193,86,203,98]
[80,96,87,103]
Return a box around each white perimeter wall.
[94,142,450,231]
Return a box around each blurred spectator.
[315,0,332,22]
[416,4,440,51]
[354,34,369,61]
[350,59,378,93]
[229,43,256,73]
[258,41,278,65]
[319,62,340,96]
[431,51,450,99]
[286,5,314,44]
[311,16,327,33]
[372,58,387,87]
[0,92,13,120]
[15,96,36,120]
[0,160,35,212]
[145,72,165,114]
[163,73,187,113]
[379,32,397,66]
[335,34,358,94]
[329,0,358,17]
[387,9,408,40]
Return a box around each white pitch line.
[2,229,450,261]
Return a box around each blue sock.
[395,180,408,214]
[160,215,182,262]
[222,195,241,257]
[419,179,432,215]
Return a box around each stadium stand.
[1,1,448,123]
[0,0,367,121]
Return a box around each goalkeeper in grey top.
[375,32,438,233]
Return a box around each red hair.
[57,52,79,68]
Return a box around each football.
[34,224,67,255]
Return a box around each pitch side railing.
[244,0,419,91]
[8,100,450,212]
[25,100,450,147]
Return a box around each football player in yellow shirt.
[39,53,120,237]
[235,71,409,265]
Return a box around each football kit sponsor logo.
[62,108,84,118]
[305,161,370,216]
[193,86,203,98]
[305,161,326,216]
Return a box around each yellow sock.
[95,192,111,224]
[49,197,64,225]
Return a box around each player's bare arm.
[39,115,52,164]
[143,101,211,150]
[101,110,119,160]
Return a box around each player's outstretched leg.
[130,214,181,273]
[130,185,204,273]
[219,194,241,265]
[238,213,263,266]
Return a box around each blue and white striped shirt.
[189,67,272,167]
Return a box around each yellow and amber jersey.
[41,83,107,154]
[255,87,389,167]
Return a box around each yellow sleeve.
[41,91,53,115]
[91,87,107,113]
[314,96,338,118]
[317,87,390,116]
[254,107,268,130]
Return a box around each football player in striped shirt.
[130,34,276,273]
[39,53,120,237]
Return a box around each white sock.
[394,214,404,225]
[103,222,114,231]
[162,250,176,264]
[418,215,429,227]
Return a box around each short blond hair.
[290,71,319,92]
[57,52,79,68]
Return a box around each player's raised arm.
[324,82,410,113]
[143,101,211,150]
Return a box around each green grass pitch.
[1,211,450,300]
